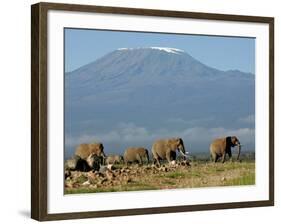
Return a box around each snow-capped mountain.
[65,47,255,157]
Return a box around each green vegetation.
[65,182,159,194]
[163,171,188,179]
[223,173,255,186]
[75,175,88,184]
[65,187,119,194]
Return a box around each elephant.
[86,153,104,171]
[75,142,106,164]
[105,155,124,165]
[210,136,241,163]
[65,153,102,172]
[151,138,188,166]
[123,147,149,165]
[65,155,82,170]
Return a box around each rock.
[130,170,137,175]
[113,170,121,175]
[122,176,132,184]
[99,165,108,173]
[105,170,115,180]
[107,180,114,186]
[107,164,117,171]
[169,160,176,165]
[89,184,98,189]
[202,180,208,184]
[143,166,151,170]
[133,164,140,168]
[72,182,81,188]
[65,181,73,188]
[65,170,71,179]
[158,166,168,172]
[82,180,91,186]
[121,168,130,173]
[107,164,113,170]
[180,160,191,166]
[87,172,97,184]
[71,171,82,179]
[113,180,121,185]
[105,155,124,165]
[65,155,81,170]
[97,178,108,185]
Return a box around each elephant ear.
[98,143,104,150]
[176,138,183,145]
[91,142,103,150]
[168,138,178,150]
[226,136,234,147]
[231,136,239,145]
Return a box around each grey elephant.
[151,138,187,166]
[75,142,106,165]
[123,147,149,165]
[210,136,241,163]
[65,153,102,172]
[105,155,124,165]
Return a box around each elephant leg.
[210,154,213,162]
[154,155,161,167]
[221,153,226,163]
[211,153,217,163]
[228,151,233,162]
[83,161,89,172]
[215,156,218,163]
[166,151,171,163]
[170,151,176,161]
[157,159,161,167]
[125,159,128,166]
[136,154,143,165]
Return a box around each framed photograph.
[31,2,274,221]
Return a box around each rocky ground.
[64,161,255,194]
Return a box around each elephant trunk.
[237,144,241,160]
[178,144,188,159]
[101,152,106,165]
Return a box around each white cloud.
[238,114,255,124]
[166,117,214,125]
[65,122,255,149]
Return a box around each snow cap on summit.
[117,47,184,55]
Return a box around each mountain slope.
[65,47,255,157]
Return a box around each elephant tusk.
[179,150,188,158]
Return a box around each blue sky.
[65,28,255,74]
